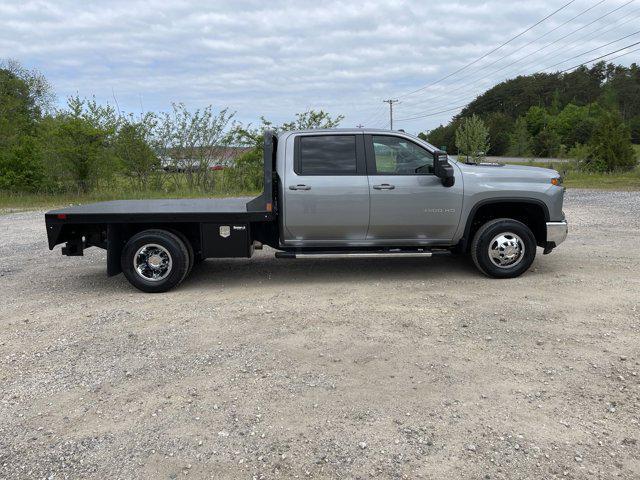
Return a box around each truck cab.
[277,129,463,247]
[45,128,568,292]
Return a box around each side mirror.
[434,150,455,187]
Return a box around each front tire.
[121,229,190,293]
[470,218,536,278]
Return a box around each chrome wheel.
[487,232,525,268]
[133,244,172,281]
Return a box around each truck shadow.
[184,252,479,289]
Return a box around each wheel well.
[464,201,548,252]
[106,223,200,276]
[117,224,199,252]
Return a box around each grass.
[561,169,640,189]
[503,154,640,190]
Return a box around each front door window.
[372,136,434,175]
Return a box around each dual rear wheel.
[121,229,193,293]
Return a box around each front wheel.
[121,229,190,293]
[470,218,536,278]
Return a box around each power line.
[394,39,640,122]
[401,0,617,112]
[364,0,637,126]
[361,0,578,126]
[396,0,577,99]
[405,21,640,118]
[395,24,640,120]
[400,0,637,115]
[544,28,640,70]
[598,44,640,63]
[557,39,640,72]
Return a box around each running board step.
[275,250,441,259]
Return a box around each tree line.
[0,59,343,195]
[3,58,639,197]
[420,61,639,171]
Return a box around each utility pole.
[383,99,399,129]
[356,123,364,128]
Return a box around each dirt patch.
[1,190,639,479]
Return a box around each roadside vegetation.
[0,59,343,209]
[1,59,639,211]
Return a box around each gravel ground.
[1,189,639,480]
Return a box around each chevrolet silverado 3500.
[45,129,568,292]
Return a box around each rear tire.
[168,229,195,278]
[470,218,536,278]
[121,229,190,293]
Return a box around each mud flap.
[106,225,124,276]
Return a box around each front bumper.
[544,220,568,253]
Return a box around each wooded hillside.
[421,61,640,166]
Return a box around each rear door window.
[297,135,357,175]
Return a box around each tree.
[0,59,54,117]
[422,61,639,163]
[0,135,46,191]
[630,116,640,144]
[484,112,512,155]
[422,121,459,153]
[46,116,112,193]
[455,114,490,163]
[115,116,159,187]
[237,109,344,147]
[586,110,636,172]
[0,61,54,191]
[153,103,237,191]
[532,127,561,158]
[524,106,548,137]
[551,103,597,147]
[509,117,532,157]
[280,110,344,131]
[0,68,37,147]
[40,96,118,193]
[228,110,345,190]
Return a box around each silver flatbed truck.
[45,129,568,292]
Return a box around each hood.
[452,160,559,183]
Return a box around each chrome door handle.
[289,184,311,190]
[373,184,395,190]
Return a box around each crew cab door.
[365,134,463,242]
[282,133,369,244]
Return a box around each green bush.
[114,120,159,187]
[585,110,636,172]
[0,136,47,192]
[532,128,561,157]
[223,147,263,192]
[508,117,532,157]
[43,115,115,193]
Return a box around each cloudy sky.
[1,0,639,133]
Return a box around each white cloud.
[1,0,638,133]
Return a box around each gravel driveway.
[1,190,639,480]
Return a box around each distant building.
[161,146,252,172]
